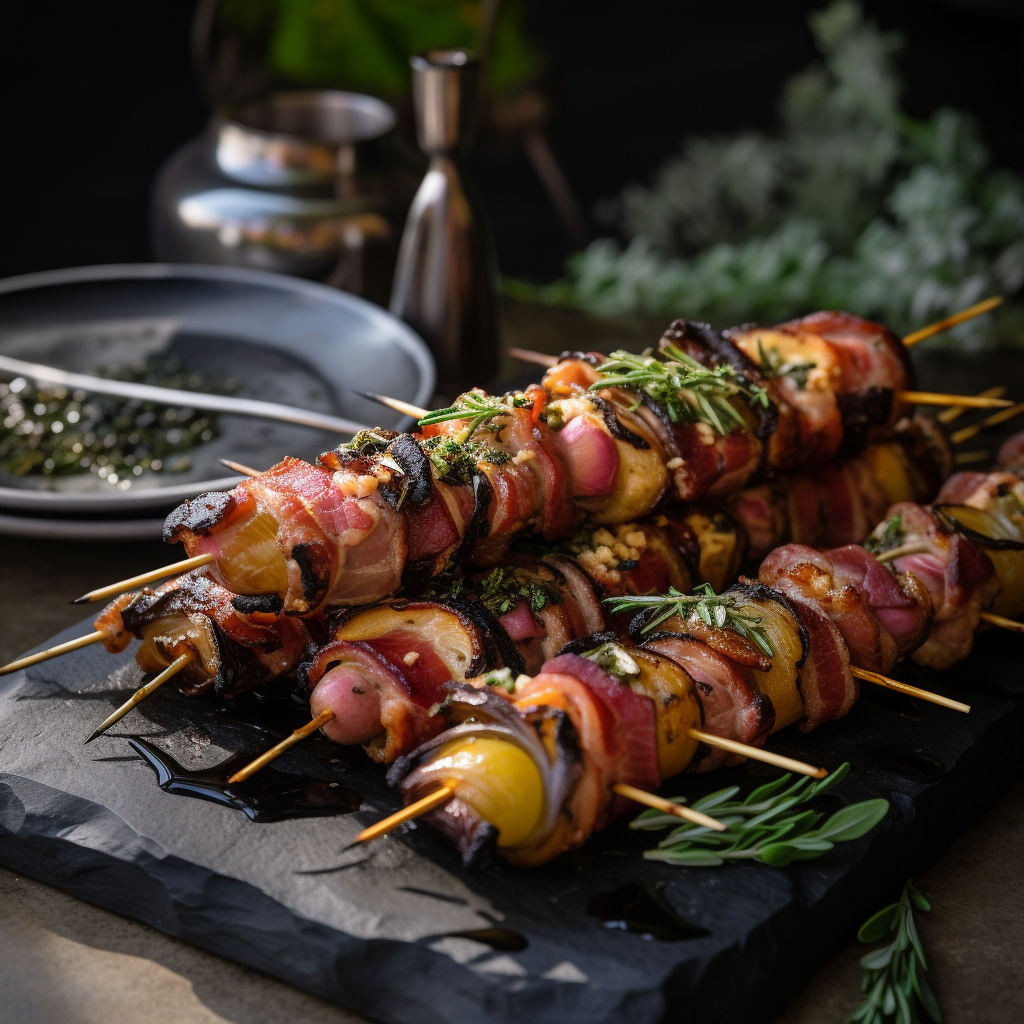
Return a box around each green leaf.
[912,966,943,1023]
[812,799,890,842]
[908,884,931,913]
[860,945,895,971]
[810,761,851,795]
[893,978,912,1024]
[645,848,726,866]
[691,786,741,811]
[882,985,896,1016]
[857,904,899,943]
[905,907,927,967]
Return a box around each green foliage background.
[217,0,540,94]
[512,2,1024,347]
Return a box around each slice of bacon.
[644,636,773,771]
[771,590,856,730]
[759,544,898,673]
[521,653,661,828]
[827,544,932,659]
[100,572,314,696]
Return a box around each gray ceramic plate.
[0,264,434,535]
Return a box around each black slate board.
[1,617,1023,1024]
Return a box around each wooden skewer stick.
[84,652,195,743]
[850,666,970,713]
[686,728,826,778]
[611,783,727,830]
[508,347,558,369]
[980,610,1024,633]
[73,553,215,605]
[938,386,1007,423]
[902,296,1004,347]
[355,390,430,421]
[352,784,457,845]
[897,391,1012,410]
[954,451,992,465]
[351,780,727,848]
[227,709,337,783]
[0,631,106,677]
[950,401,1024,446]
[220,458,262,477]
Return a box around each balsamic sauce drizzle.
[129,738,362,823]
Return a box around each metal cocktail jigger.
[389,50,499,393]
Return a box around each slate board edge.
[1,699,1022,1024]
[0,771,587,1024]
[683,698,1024,1024]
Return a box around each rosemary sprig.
[847,881,941,1024]
[865,514,906,555]
[590,342,768,434]
[479,567,561,617]
[632,763,890,867]
[417,390,534,443]
[604,582,775,657]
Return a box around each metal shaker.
[389,50,499,394]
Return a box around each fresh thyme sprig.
[847,881,941,1024]
[479,566,561,617]
[632,763,890,867]
[591,342,768,434]
[865,514,906,555]
[605,582,775,657]
[418,390,534,443]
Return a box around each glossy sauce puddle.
[130,738,362,822]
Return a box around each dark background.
[0,0,1021,284]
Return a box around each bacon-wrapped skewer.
[12,415,940,743]
[378,460,1024,868]
[158,313,966,616]
[245,422,957,769]
[92,572,319,698]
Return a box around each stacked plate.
[0,264,434,539]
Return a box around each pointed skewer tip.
[83,652,194,743]
[354,390,430,421]
[220,458,262,477]
[73,552,215,605]
[226,708,336,784]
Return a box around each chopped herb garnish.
[480,667,517,693]
[420,572,466,603]
[339,429,394,456]
[479,566,561,617]
[865,514,905,555]
[755,338,816,391]
[418,433,509,484]
[847,881,940,1024]
[605,582,774,657]
[632,763,889,867]
[582,641,641,681]
[590,342,768,435]
[418,390,534,443]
